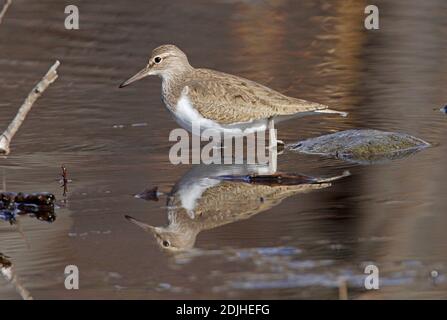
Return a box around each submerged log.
[288,129,430,164]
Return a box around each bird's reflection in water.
[126,164,349,252]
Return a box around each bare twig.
[0,0,12,25]
[60,164,69,198]
[0,60,60,155]
[1,266,33,300]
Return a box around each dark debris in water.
[134,186,161,201]
[217,171,350,186]
[0,192,55,205]
[288,129,430,164]
[0,192,56,224]
[0,253,12,269]
[217,173,317,186]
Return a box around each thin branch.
[0,60,60,155]
[1,266,33,300]
[0,0,12,25]
[1,253,33,300]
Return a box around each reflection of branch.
[15,219,31,249]
[1,168,5,192]
[0,60,60,155]
[0,254,33,300]
[0,0,12,25]
[1,268,33,300]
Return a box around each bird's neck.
[161,62,193,85]
[161,67,193,108]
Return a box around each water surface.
[1,0,447,299]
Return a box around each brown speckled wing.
[183,69,328,124]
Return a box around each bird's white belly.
[172,95,267,136]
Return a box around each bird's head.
[119,44,192,87]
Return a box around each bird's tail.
[314,108,348,117]
[316,170,351,183]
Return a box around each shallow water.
[1,0,447,299]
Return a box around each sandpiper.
[119,44,347,149]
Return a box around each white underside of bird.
[172,93,347,137]
[174,164,273,219]
[173,94,268,137]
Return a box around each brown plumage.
[120,44,347,126]
[176,70,329,124]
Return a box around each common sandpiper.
[119,44,347,152]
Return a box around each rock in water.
[288,129,430,164]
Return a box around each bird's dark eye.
[154,56,162,63]
[162,240,170,247]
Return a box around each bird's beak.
[124,215,157,233]
[119,66,150,88]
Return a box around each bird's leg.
[269,147,278,174]
[268,118,277,174]
[268,117,277,149]
[267,118,284,149]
